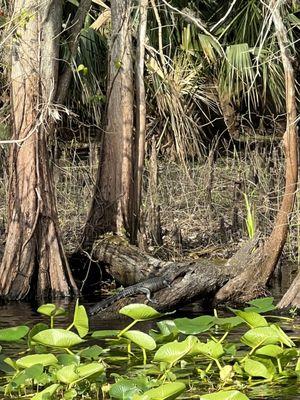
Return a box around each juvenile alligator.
[88,276,172,316]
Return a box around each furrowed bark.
[0,0,81,300]
[82,0,135,248]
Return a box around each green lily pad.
[16,354,58,368]
[0,326,29,342]
[119,304,162,321]
[122,330,156,350]
[32,329,84,348]
[200,390,249,399]
[135,382,186,399]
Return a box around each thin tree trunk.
[56,0,92,104]
[82,0,135,248]
[148,137,163,246]
[133,0,148,241]
[214,0,298,305]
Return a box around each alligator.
[88,276,172,316]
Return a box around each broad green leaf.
[57,365,79,384]
[34,371,53,386]
[119,304,162,321]
[0,355,15,373]
[37,304,66,317]
[255,345,283,358]
[224,344,237,356]
[135,382,186,400]
[80,345,104,360]
[241,327,281,348]
[24,364,43,379]
[233,362,244,375]
[12,370,27,387]
[122,330,156,350]
[110,379,143,399]
[214,316,243,330]
[244,297,276,313]
[76,362,104,380]
[32,329,84,348]
[31,383,60,400]
[57,354,80,366]
[150,320,179,343]
[63,389,77,400]
[57,363,104,385]
[28,323,49,348]
[234,310,268,328]
[243,358,274,379]
[4,357,17,370]
[0,326,29,342]
[156,320,178,336]
[92,330,119,338]
[200,390,249,399]
[154,336,198,365]
[73,301,89,338]
[174,315,214,334]
[37,304,56,316]
[16,354,58,368]
[189,340,224,359]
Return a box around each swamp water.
[0,262,299,400]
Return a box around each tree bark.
[214,0,298,305]
[82,0,135,248]
[0,0,87,300]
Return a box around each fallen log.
[87,234,261,317]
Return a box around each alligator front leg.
[137,287,157,303]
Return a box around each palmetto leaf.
[219,43,258,107]
[147,52,217,163]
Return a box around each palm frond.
[219,43,258,108]
[90,9,111,31]
[146,52,217,162]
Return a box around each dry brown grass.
[143,146,299,263]
[0,144,299,265]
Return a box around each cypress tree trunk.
[0,0,80,299]
[82,0,135,248]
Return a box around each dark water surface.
[0,261,299,399]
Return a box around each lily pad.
[135,382,186,400]
[119,304,162,321]
[16,354,58,368]
[122,330,156,350]
[32,329,84,348]
[0,326,29,342]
